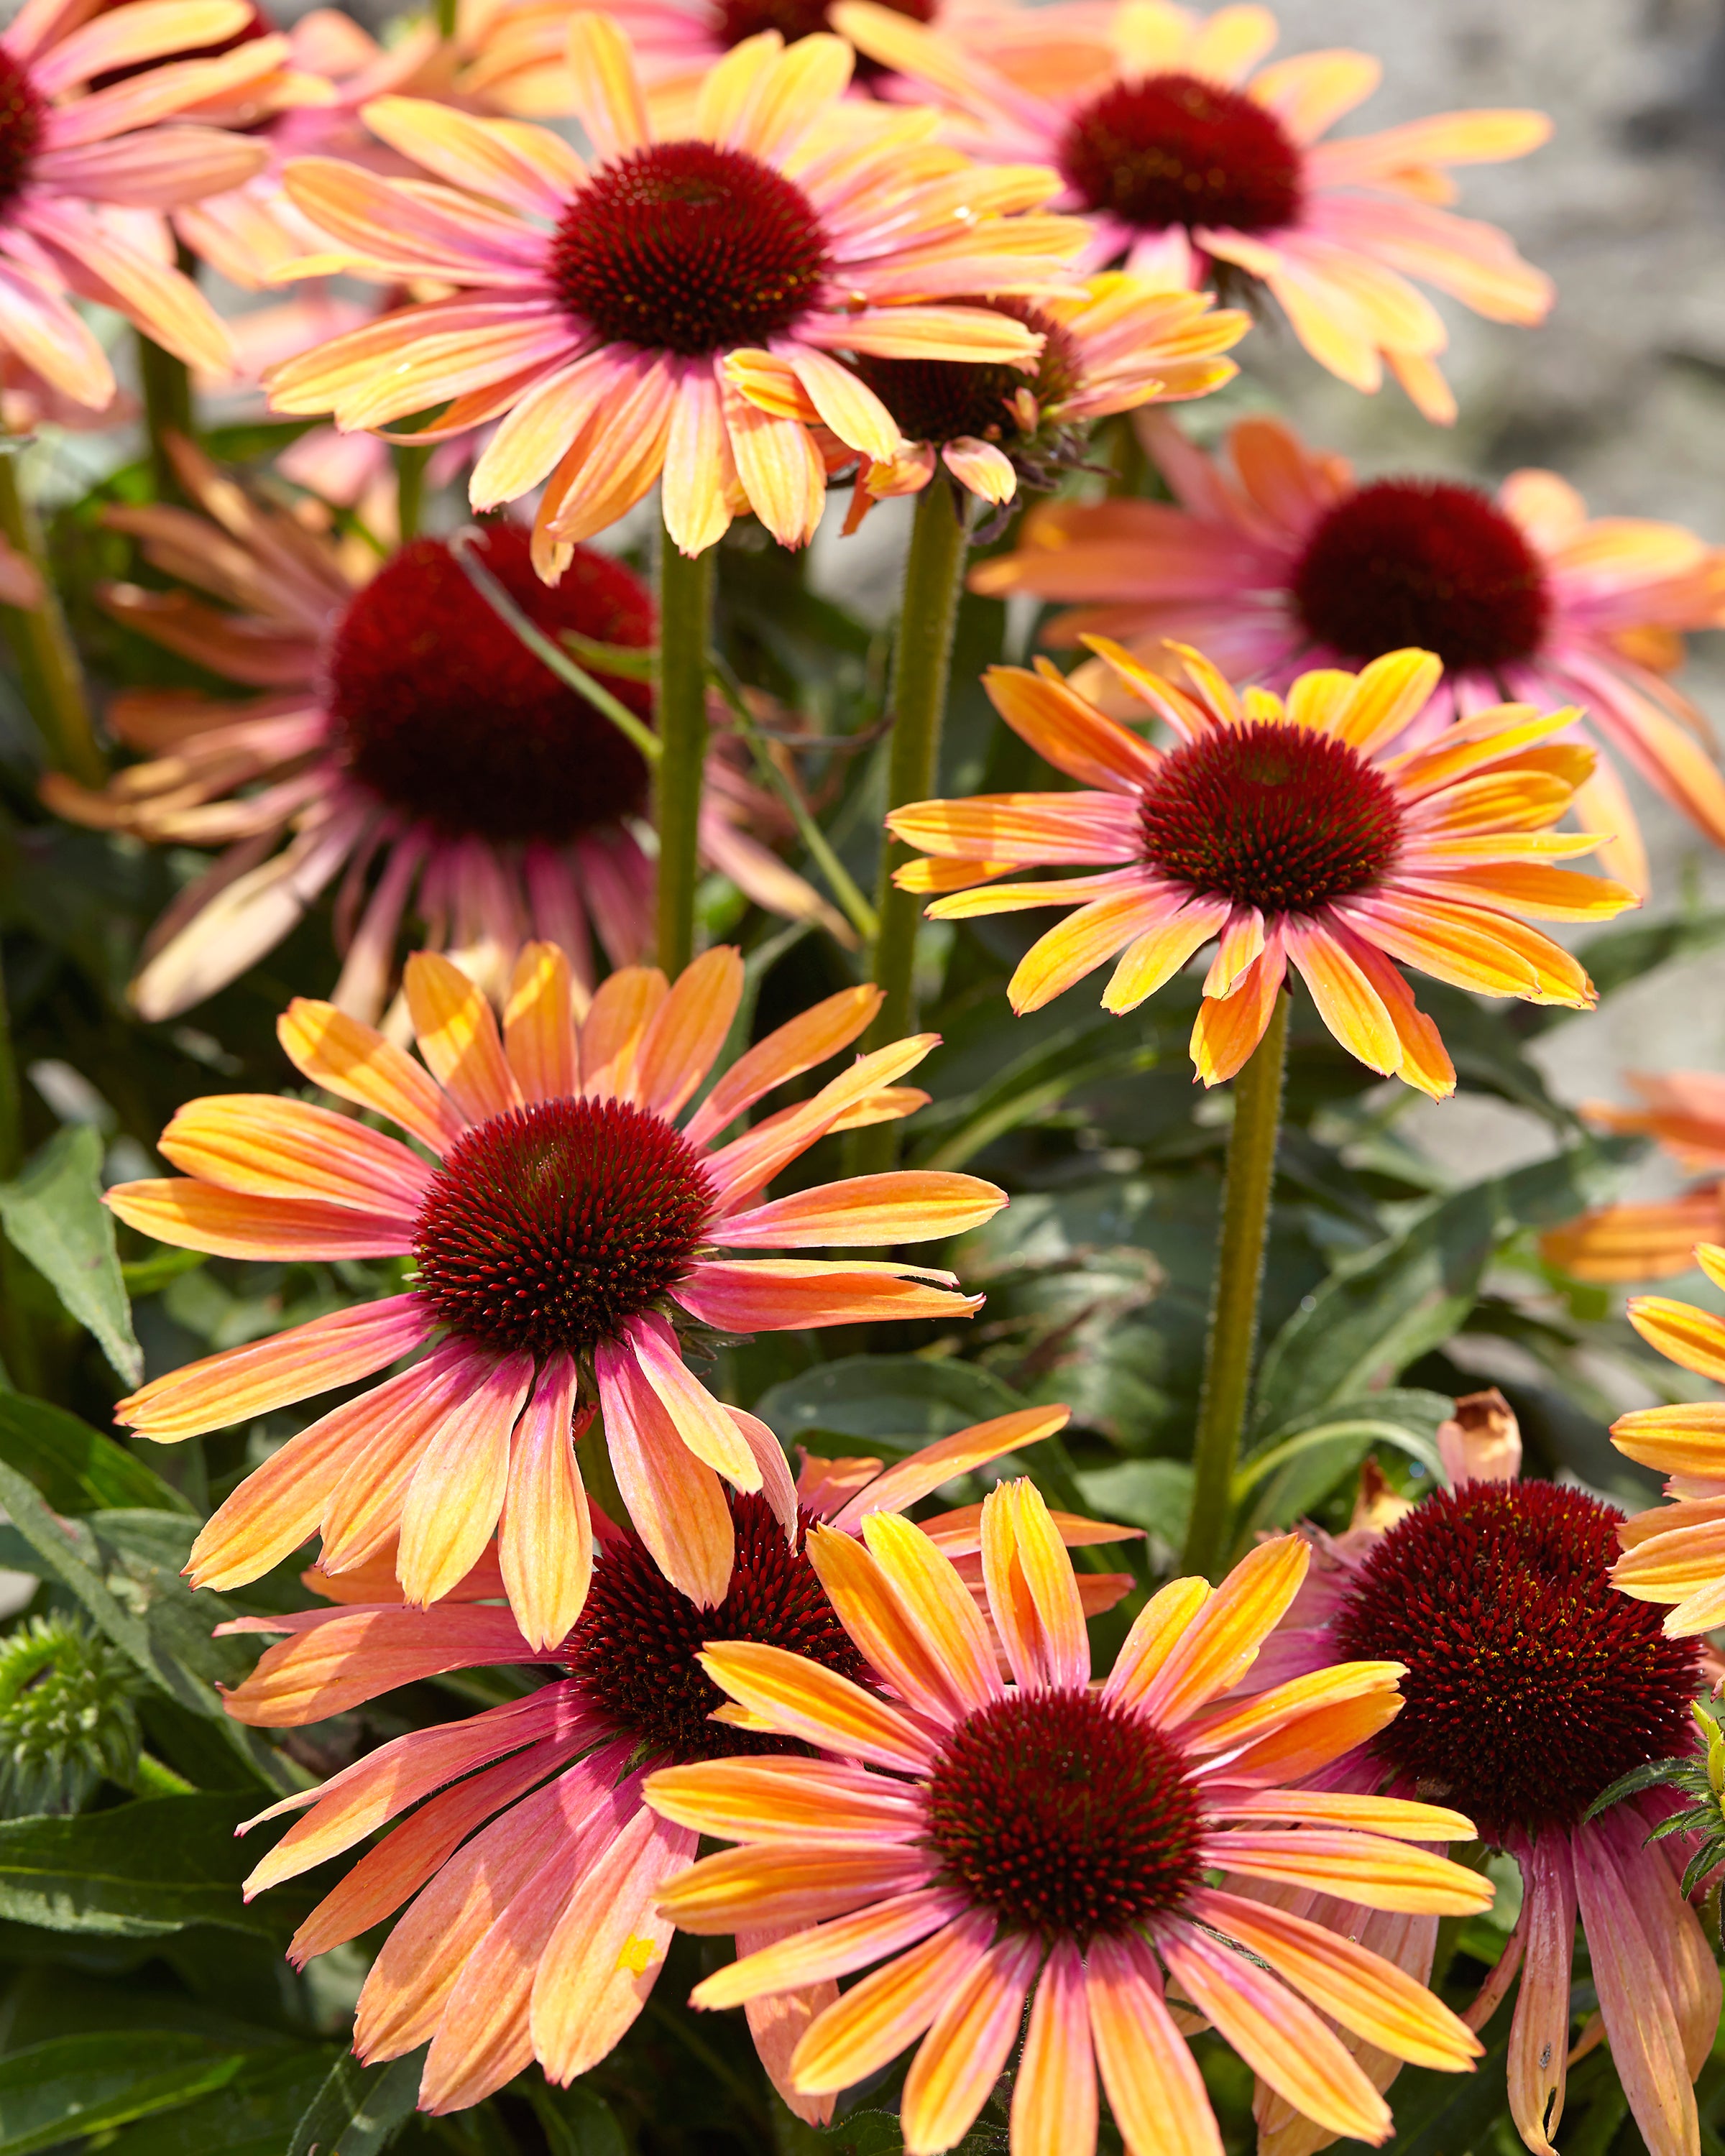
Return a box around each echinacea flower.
[1604,1241,1725,1639]
[887,640,1634,1095]
[781,273,1244,527]
[1540,1075,1725,1282]
[831,0,1552,420]
[216,1411,1133,2121]
[108,941,1005,1636]
[1257,1396,1716,2156]
[0,0,282,408]
[975,415,1725,895]
[43,438,845,1021]
[261,17,1085,568]
[643,1483,1491,2154]
[458,0,1121,129]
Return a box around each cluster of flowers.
[6,0,1725,2148]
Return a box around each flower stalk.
[853,478,969,1172]
[1182,987,1290,1579]
[0,440,103,788]
[655,529,714,976]
[137,331,193,505]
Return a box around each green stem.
[0,442,102,788]
[137,332,193,505]
[655,527,714,977]
[131,1751,196,1797]
[395,442,431,541]
[707,655,878,945]
[851,479,967,1175]
[436,0,458,37]
[1180,990,1290,1580]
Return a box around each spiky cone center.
[1293,480,1552,676]
[924,1689,1204,1943]
[325,525,654,843]
[1330,1479,1702,1840]
[1058,71,1304,236]
[850,298,1082,448]
[0,47,45,217]
[1136,718,1402,915]
[550,140,832,356]
[411,1096,715,1358]
[564,1494,870,1760]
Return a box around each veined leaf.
[0,1124,141,1386]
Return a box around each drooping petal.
[498,1353,592,1651]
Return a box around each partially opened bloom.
[782,274,1244,525]
[109,942,1004,1632]
[0,0,278,406]
[975,416,1725,895]
[43,439,845,1021]
[1259,1399,1716,2156]
[217,1411,1133,2119]
[263,17,1085,566]
[832,0,1552,419]
[1541,1077,1725,1282]
[644,1485,1489,2155]
[1607,1242,1725,1638]
[888,641,1634,1095]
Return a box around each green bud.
[0,1614,140,1818]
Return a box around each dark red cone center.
[325,525,654,845]
[850,298,1081,448]
[1136,719,1402,914]
[1330,1479,1701,1839]
[0,48,45,217]
[925,1689,1203,1942]
[1059,71,1303,237]
[1292,479,1552,676]
[412,1096,714,1357]
[551,140,831,355]
[564,1494,870,1761]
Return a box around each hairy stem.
[655,528,714,977]
[1181,990,1290,1579]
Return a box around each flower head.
[831,0,1552,418]
[108,943,1003,1634]
[1260,1406,1716,2156]
[803,274,1244,527]
[218,1413,1133,2122]
[43,438,844,1021]
[1541,1074,1725,1281]
[1606,1242,1725,1639]
[0,0,290,407]
[887,640,1634,1095]
[262,15,1084,567]
[643,1486,1489,2153]
[976,415,1725,895]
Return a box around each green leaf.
[104,2050,340,2156]
[1252,1146,1633,1434]
[0,1793,282,1938]
[0,1124,141,1386]
[0,1464,287,1787]
[753,1355,1027,1450]
[289,2050,426,2156]
[1072,1458,1192,1553]
[1236,1389,1451,1534]
[0,2034,248,2156]
[816,2114,914,2154]
[1542,906,1725,1016]
[520,2081,627,2156]
[1583,1755,1707,1821]
[0,1390,193,1514]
